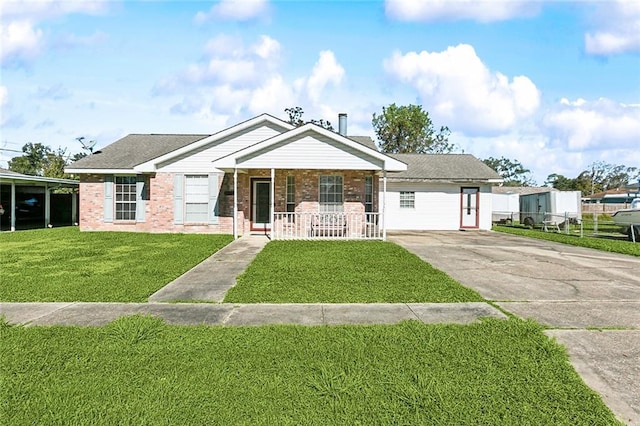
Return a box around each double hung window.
[319,175,343,213]
[115,176,136,220]
[185,175,209,223]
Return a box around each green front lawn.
[0,228,232,302]
[0,316,619,425]
[494,225,640,257]
[224,241,482,303]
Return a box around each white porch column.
[44,184,51,227]
[233,168,238,240]
[382,170,387,241]
[10,182,16,232]
[270,168,275,237]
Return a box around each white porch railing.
[272,212,382,240]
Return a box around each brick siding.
[79,169,377,234]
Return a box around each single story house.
[0,168,79,231]
[66,113,501,239]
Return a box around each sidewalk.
[148,234,269,302]
[0,302,506,326]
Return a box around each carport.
[0,169,79,231]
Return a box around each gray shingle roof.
[348,136,378,151]
[67,134,209,170]
[388,153,502,181]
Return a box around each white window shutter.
[173,174,184,225]
[136,175,146,222]
[104,175,113,223]
[208,174,219,224]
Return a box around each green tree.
[372,103,454,154]
[284,107,334,131]
[544,173,576,191]
[483,157,535,187]
[580,162,639,195]
[8,143,70,178]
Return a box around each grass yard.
[494,225,640,257]
[0,316,619,425]
[224,241,482,303]
[0,228,232,302]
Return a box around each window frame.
[319,175,344,213]
[184,174,209,224]
[114,175,137,221]
[399,191,415,209]
[364,175,373,213]
[286,175,295,213]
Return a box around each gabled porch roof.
[211,123,407,172]
[133,113,294,173]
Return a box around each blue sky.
[1,0,639,184]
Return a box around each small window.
[365,176,373,213]
[286,175,295,213]
[400,191,415,209]
[185,175,209,223]
[115,176,136,221]
[319,175,343,213]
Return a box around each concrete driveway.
[390,231,640,426]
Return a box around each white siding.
[237,132,384,170]
[158,124,284,173]
[492,193,520,214]
[382,182,494,230]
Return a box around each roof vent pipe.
[338,113,347,136]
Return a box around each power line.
[0,148,22,153]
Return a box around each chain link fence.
[492,211,639,243]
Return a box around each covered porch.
[211,123,406,241]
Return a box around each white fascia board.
[64,168,136,175]
[212,123,407,171]
[1,174,79,185]
[134,113,294,172]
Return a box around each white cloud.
[194,0,269,23]
[248,76,295,114]
[304,51,345,103]
[252,35,280,60]
[544,98,640,152]
[0,86,8,106]
[0,19,43,66]
[385,0,540,23]
[384,44,540,136]
[0,1,110,67]
[584,0,640,55]
[0,0,109,20]
[155,35,346,123]
[154,34,280,96]
[153,35,345,120]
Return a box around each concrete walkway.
[148,235,268,302]
[0,302,506,327]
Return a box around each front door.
[460,187,479,229]
[252,180,271,230]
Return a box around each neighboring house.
[66,113,501,239]
[583,186,640,205]
[0,168,79,231]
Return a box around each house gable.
[156,122,287,173]
[234,130,384,170]
[212,124,406,172]
[136,114,293,172]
